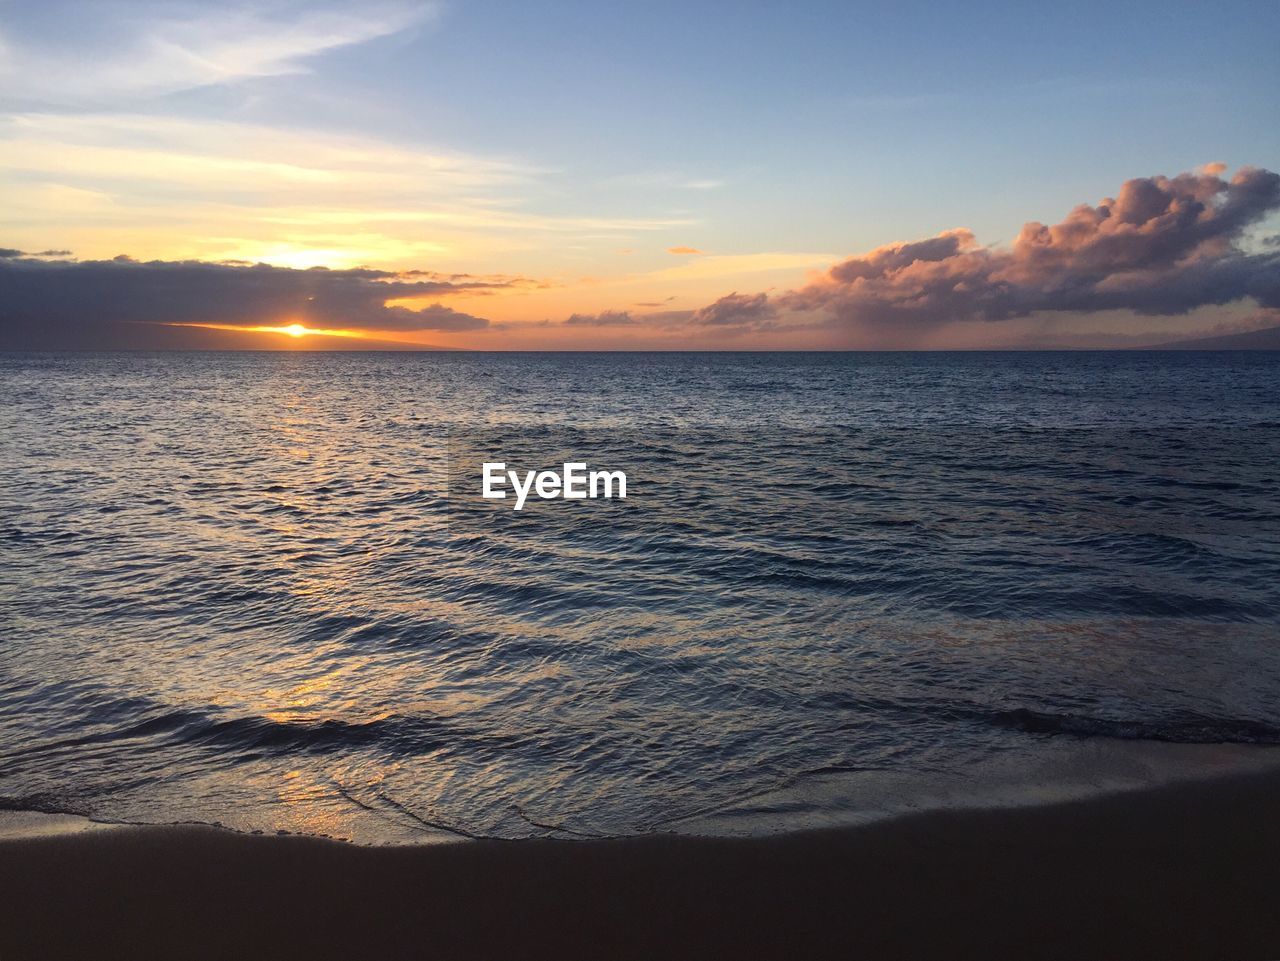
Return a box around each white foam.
[0,810,121,841]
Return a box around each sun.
[161,320,375,342]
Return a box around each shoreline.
[6,738,1275,847]
[3,763,1280,960]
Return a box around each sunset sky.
[2,0,1278,349]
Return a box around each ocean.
[2,350,1279,843]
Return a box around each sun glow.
[164,321,381,342]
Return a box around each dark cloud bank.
[0,253,496,348]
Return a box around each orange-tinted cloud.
[666,246,704,256]
[776,165,1280,329]
[692,291,776,327]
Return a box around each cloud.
[0,111,534,196]
[0,247,74,259]
[692,291,777,327]
[0,253,494,348]
[598,172,724,192]
[666,246,704,256]
[0,112,695,268]
[563,310,637,326]
[0,2,436,104]
[776,165,1280,329]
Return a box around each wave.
[987,707,1280,745]
[1,706,464,764]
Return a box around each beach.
[3,765,1279,961]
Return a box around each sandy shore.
[3,767,1279,961]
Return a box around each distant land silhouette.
[1154,324,1280,350]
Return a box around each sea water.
[2,350,1278,843]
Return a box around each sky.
[1,0,1278,349]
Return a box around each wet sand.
[3,767,1279,961]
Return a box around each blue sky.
[1,0,1278,348]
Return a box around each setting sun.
[160,321,380,343]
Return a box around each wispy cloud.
[597,171,726,192]
[0,1,436,104]
[0,111,692,268]
[0,111,533,194]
